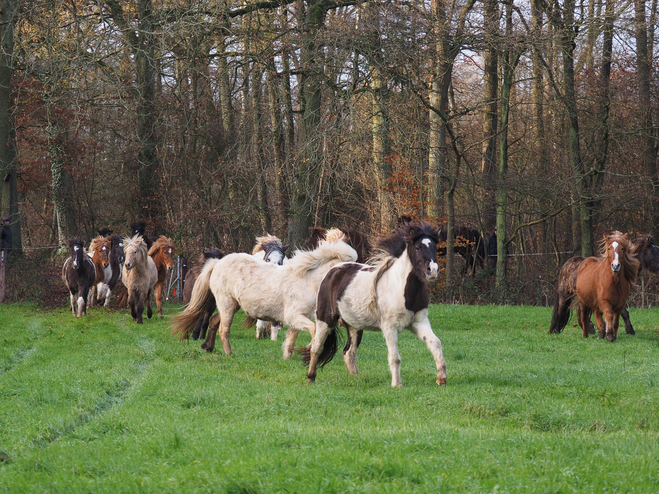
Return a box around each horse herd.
[62,220,659,387]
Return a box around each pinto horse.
[122,235,158,324]
[570,232,640,341]
[252,235,289,340]
[148,236,176,318]
[171,229,358,357]
[96,235,125,307]
[549,234,657,336]
[87,236,111,307]
[182,247,224,340]
[304,222,447,387]
[62,238,97,317]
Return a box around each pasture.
[1,302,658,492]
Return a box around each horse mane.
[287,238,357,276]
[371,222,439,263]
[69,237,84,250]
[322,228,346,244]
[89,235,111,253]
[124,235,147,254]
[148,235,174,256]
[599,231,640,284]
[252,234,283,255]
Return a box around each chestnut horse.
[87,236,111,307]
[549,234,658,336]
[122,235,158,324]
[148,236,176,318]
[573,232,639,341]
[62,238,97,317]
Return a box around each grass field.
[1,301,658,493]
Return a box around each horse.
[303,221,447,387]
[438,226,486,275]
[96,235,125,307]
[304,226,371,263]
[567,232,640,341]
[130,220,155,251]
[549,234,658,336]
[171,229,358,357]
[252,235,289,340]
[148,236,176,318]
[87,236,111,307]
[62,238,97,317]
[122,235,158,324]
[182,247,224,340]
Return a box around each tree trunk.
[0,0,20,250]
[635,0,659,236]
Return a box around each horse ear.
[283,244,290,253]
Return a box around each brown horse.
[182,247,224,340]
[573,232,640,341]
[549,234,658,335]
[88,236,111,307]
[148,236,176,318]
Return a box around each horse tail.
[171,259,218,340]
[549,293,572,334]
[297,326,343,367]
[242,316,256,329]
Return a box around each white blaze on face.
[611,241,621,272]
[421,237,439,278]
[422,238,432,248]
[268,250,285,265]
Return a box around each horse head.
[124,235,147,271]
[254,235,288,266]
[110,235,125,264]
[406,222,440,280]
[603,232,639,281]
[148,236,175,272]
[69,238,85,269]
[632,235,659,274]
[90,236,111,269]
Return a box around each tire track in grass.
[1,321,47,375]
[31,335,157,449]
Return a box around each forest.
[0,0,657,304]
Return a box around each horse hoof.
[606,334,616,342]
[436,377,447,386]
[626,328,636,335]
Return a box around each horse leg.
[270,322,282,341]
[155,282,164,318]
[342,327,360,375]
[381,328,402,387]
[146,288,153,319]
[255,319,269,340]
[217,307,237,356]
[576,303,596,336]
[612,312,621,341]
[192,311,210,340]
[307,319,332,383]
[69,293,76,315]
[600,306,617,341]
[135,295,145,324]
[201,312,220,352]
[411,314,447,385]
[283,329,300,359]
[593,311,606,339]
[283,315,316,359]
[621,307,635,335]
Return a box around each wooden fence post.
[0,250,6,303]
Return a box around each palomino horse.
[252,235,289,340]
[96,235,125,307]
[62,238,96,317]
[87,236,111,307]
[171,229,358,357]
[549,234,658,336]
[122,235,158,324]
[304,222,446,387]
[182,247,224,340]
[148,236,176,318]
[571,232,640,341]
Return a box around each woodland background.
[0,0,657,305]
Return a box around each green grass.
[1,302,658,493]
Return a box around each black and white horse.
[305,222,447,387]
[62,238,97,317]
[96,235,125,307]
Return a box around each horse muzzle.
[427,261,439,280]
[125,263,133,271]
[611,262,621,273]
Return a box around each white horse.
[251,235,289,341]
[171,229,357,358]
[305,222,447,387]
